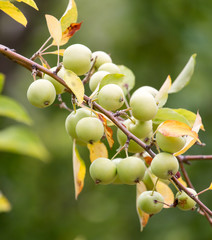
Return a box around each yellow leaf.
[45,14,62,46]
[155,75,172,107]
[174,112,204,156]
[156,180,174,208]
[73,140,86,199]
[64,70,84,105]
[42,49,65,56]
[178,177,187,187]
[0,1,27,27]
[87,141,108,162]
[15,0,38,10]
[136,182,149,231]
[0,192,11,212]
[208,182,212,190]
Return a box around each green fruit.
[151,152,179,179]
[176,188,197,211]
[27,79,56,108]
[130,92,158,121]
[65,108,93,140]
[137,191,164,214]
[76,117,104,143]
[63,44,92,76]
[132,86,158,98]
[156,132,186,153]
[118,65,135,95]
[128,119,153,139]
[117,157,146,185]
[44,66,66,94]
[111,158,123,184]
[98,63,121,74]
[89,157,117,184]
[143,170,155,190]
[89,71,109,92]
[98,84,124,111]
[91,51,112,69]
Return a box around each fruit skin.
[176,188,197,211]
[44,66,66,94]
[111,158,123,184]
[76,117,104,143]
[130,92,158,121]
[89,157,117,184]
[89,70,110,92]
[63,44,92,76]
[27,79,56,108]
[98,84,124,111]
[91,51,112,69]
[98,62,121,74]
[156,131,186,153]
[116,157,146,185]
[150,152,179,179]
[118,65,135,95]
[128,118,153,139]
[132,86,158,98]
[137,191,164,214]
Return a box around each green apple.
[176,188,198,211]
[91,51,112,69]
[27,79,56,108]
[128,118,153,139]
[111,158,124,184]
[89,70,110,92]
[98,62,121,74]
[132,86,159,98]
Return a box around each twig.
[178,155,212,162]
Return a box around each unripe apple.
[176,188,197,211]
[76,117,104,143]
[44,66,66,94]
[63,44,92,76]
[156,132,186,153]
[98,63,121,74]
[132,86,159,98]
[98,84,124,111]
[118,65,135,95]
[128,119,153,139]
[111,158,123,184]
[130,92,158,121]
[89,71,110,92]
[89,157,117,184]
[91,51,112,69]
[143,169,155,190]
[150,152,179,179]
[27,79,56,108]
[117,157,146,185]
[137,191,164,214]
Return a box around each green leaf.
[0,95,32,125]
[153,108,190,127]
[0,73,5,94]
[169,54,196,93]
[60,0,78,32]
[155,75,171,108]
[15,0,38,10]
[118,65,135,94]
[172,108,197,127]
[0,1,27,27]
[99,73,125,91]
[0,125,50,162]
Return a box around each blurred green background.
[0,0,212,239]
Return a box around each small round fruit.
[151,152,179,179]
[143,169,155,190]
[63,44,92,76]
[118,65,135,95]
[111,158,123,184]
[128,119,153,139]
[76,117,104,143]
[65,108,93,139]
[98,84,124,111]
[132,86,159,98]
[89,157,117,184]
[156,132,186,153]
[91,51,112,69]
[98,63,121,74]
[89,71,109,92]
[44,66,66,94]
[27,79,56,108]
[130,92,158,121]
[137,191,164,214]
[176,188,198,211]
[117,157,146,185]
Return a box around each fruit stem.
[151,177,159,196]
[111,145,125,160]
[169,178,180,192]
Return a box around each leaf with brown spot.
[73,140,86,199]
[87,141,108,162]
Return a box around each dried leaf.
[45,14,62,46]
[0,1,27,27]
[64,70,84,105]
[97,113,114,148]
[73,140,86,199]
[136,182,149,231]
[42,49,65,56]
[0,192,11,213]
[87,141,108,162]
[155,75,172,107]
[156,180,174,208]
[16,0,38,10]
